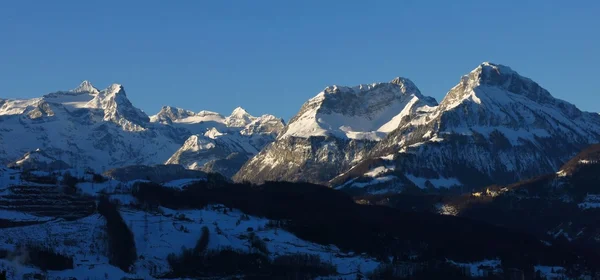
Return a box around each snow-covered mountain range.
[0,81,283,178]
[236,63,600,193]
[153,106,284,177]
[2,63,599,192]
[233,77,437,184]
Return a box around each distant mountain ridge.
[0,81,283,177]
[332,63,600,193]
[234,76,436,184]
[236,62,600,193]
[2,63,598,189]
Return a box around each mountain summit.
[72,80,99,94]
[0,82,283,174]
[234,76,438,184]
[330,62,600,193]
[279,76,437,141]
[226,107,255,127]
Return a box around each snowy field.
[0,197,380,279]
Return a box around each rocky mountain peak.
[204,127,224,139]
[390,77,422,96]
[91,84,149,130]
[104,83,126,96]
[230,106,249,117]
[241,114,285,136]
[197,110,223,117]
[151,106,196,123]
[72,80,99,94]
[443,62,556,108]
[279,76,436,140]
[226,107,256,127]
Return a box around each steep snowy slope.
[234,77,437,184]
[161,110,285,178]
[7,148,70,171]
[333,62,600,194]
[0,82,283,176]
[280,77,437,141]
[0,81,181,171]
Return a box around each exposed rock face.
[332,63,600,194]
[0,82,283,178]
[0,81,181,171]
[164,112,285,178]
[234,77,436,184]
[235,136,377,184]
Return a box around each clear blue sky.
[1,1,598,120]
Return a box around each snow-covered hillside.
[0,167,577,279]
[0,168,380,279]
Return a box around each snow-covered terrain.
[0,82,283,178]
[163,111,284,177]
[330,62,600,194]
[279,77,436,141]
[0,162,586,279]
[0,206,383,279]
[234,77,435,184]
[0,82,179,172]
[0,168,382,279]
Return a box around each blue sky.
[1,1,598,120]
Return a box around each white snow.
[556,170,568,177]
[364,165,395,177]
[0,204,381,279]
[279,79,435,140]
[379,154,395,160]
[0,81,284,174]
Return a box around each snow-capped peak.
[384,61,600,153]
[197,110,223,117]
[85,83,149,130]
[150,106,196,123]
[389,77,422,96]
[226,107,256,127]
[439,62,559,112]
[72,80,99,94]
[204,127,224,139]
[279,76,437,140]
[241,114,285,136]
[230,107,250,118]
[179,135,215,152]
[103,83,125,96]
